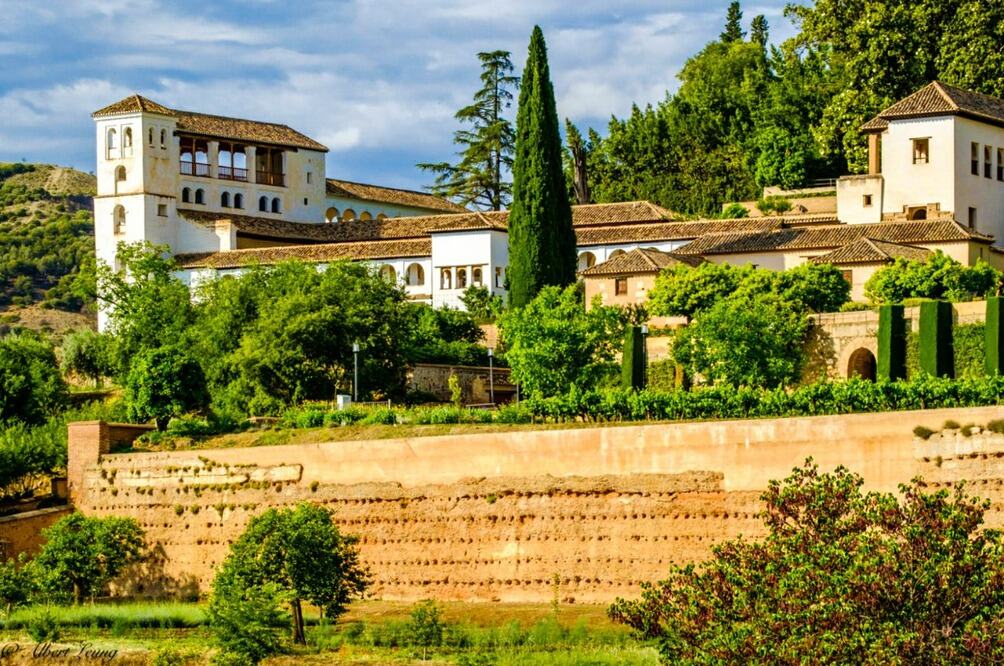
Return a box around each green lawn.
[0,600,658,665]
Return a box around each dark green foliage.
[521,375,1004,423]
[877,305,907,381]
[498,285,625,398]
[918,300,954,378]
[0,557,33,615]
[409,600,445,660]
[719,202,749,218]
[459,286,504,324]
[986,297,1004,376]
[211,503,369,647]
[610,461,1004,663]
[673,293,808,389]
[125,345,209,430]
[865,252,1000,304]
[913,425,935,440]
[31,512,145,604]
[0,332,67,426]
[418,51,518,211]
[755,195,791,215]
[208,572,288,665]
[402,303,490,367]
[720,2,744,41]
[507,27,576,306]
[621,326,645,390]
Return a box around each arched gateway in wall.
[847,347,877,381]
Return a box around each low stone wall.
[66,405,1004,603]
[409,363,511,404]
[0,506,72,561]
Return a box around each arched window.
[182,187,191,203]
[325,207,339,223]
[472,267,483,285]
[441,269,452,290]
[380,265,397,282]
[360,211,372,221]
[407,263,425,286]
[113,205,126,234]
[608,249,626,259]
[910,208,927,221]
[577,252,596,270]
[271,197,281,214]
[123,127,133,150]
[195,188,205,205]
[148,128,154,146]
[457,268,468,289]
[115,166,126,182]
[259,196,268,212]
[221,192,231,208]
[342,208,356,221]
[233,193,243,209]
[377,213,388,220]
[160,129,166,149]
[106,128,118,157]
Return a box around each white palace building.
[93,81,1004,326]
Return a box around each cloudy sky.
[0,0,796,191]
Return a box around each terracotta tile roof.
[573,215,823,247]
[92,95,327,151]
[675,219,991,256]
[862,81,1004,132]
[809,238,933,265]
[570,201,678,226]
[179,208,441,243]
[580,248,705,276]
[326,179,467,213]
[174,239,431,269]
[92,94,173,117]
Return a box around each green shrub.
[987,419,1004,435]
[913,425,935,440]
[877,304,907,381]
[25,607,60,642]
[839,301,873,312]
[409,600,444,659]
[621,326,645,390]
[918,300,954,378]
[987,297,1004,376]
[943,420,961,430]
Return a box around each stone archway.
[847,347,877,381]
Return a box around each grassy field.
[0,600,658,665]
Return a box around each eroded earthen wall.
[69,405,1004,602]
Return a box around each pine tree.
[565,119,590,204]
[506,26,577,308]
[750,14,769,48]
[419,51,518,210]
[721,2,745,42]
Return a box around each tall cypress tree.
[507,26,576,308]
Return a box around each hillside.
[0,162,96,314]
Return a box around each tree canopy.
[864,253,1001,304]
[611,460,1004,664]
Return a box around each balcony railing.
[218,166,248,182]
[180,161,210,177]
[256,170,285,187]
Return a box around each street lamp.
[487,347,495,405]
[352,342,360,402]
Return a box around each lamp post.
[640,325,649,389]
[352,341,360,402]
[487,347,495,405]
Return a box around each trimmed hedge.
[919,300,954,378]
[907,323,984,380]
[987,297,1004,376]
[621,326,645,390]
[521,375,1004,423]
[878,304,907,381]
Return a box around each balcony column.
[868,134,881,175]
[246,146,257,184]
[208,141,220,179]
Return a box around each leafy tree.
[507,26,577,307]
[0,420,67,500]
[672,292,808,388]
[459,285,503,324]
[97,242,196,378]
[212,503,369,646]
[402,302,489,366]
[60,329,115,388]
[419,51,518,210]
[720,2,745,42]
[208,571,288,666]
[610,460,1004,664]
[937,0,1004,97]
[409,600,445,660]
[864,252,1001,304]
[0,332,67,426]
[0,556,33,616]
[125,344,209,430]
[740,262,851,314]
[648,263,751,320]
[499,285,624,398]
[755,194,791,215]
[31,512,144,604]
[720,202,749,218]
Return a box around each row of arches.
[577,249,627,271]
[326,207,387,223]
[439,266,484,290]
[379,263,426,286]
[108,126,169,158]
[180,188,280,213]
